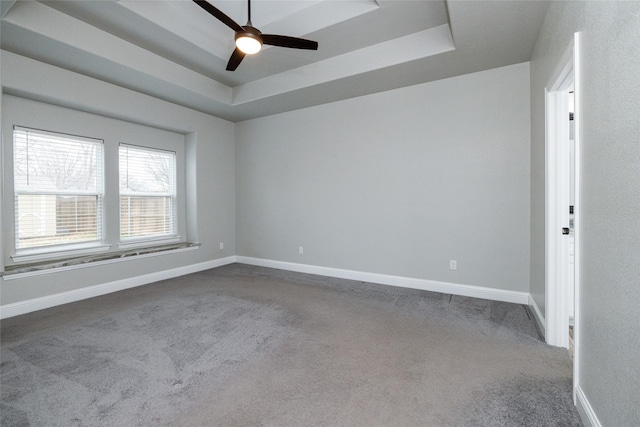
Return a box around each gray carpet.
[1,264,582,426]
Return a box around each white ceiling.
[1,0,549,122]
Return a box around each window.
[13,127,104,251]
[119,144,176,241]
[4,98,188,269]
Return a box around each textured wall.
[236,63,531,293]
[530,2,640,425]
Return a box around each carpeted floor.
[1,264,582,426]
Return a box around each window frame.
[118,143,179,247]
[12,126,106,256]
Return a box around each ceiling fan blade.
[262,34,318,50]
[193,0,244,32]
[226,48,246,71]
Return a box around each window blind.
[119,144,176,240]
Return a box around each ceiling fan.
[193,0,319,71]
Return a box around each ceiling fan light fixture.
[235,30,262,54]
[193,0,317,71]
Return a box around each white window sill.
[2,242,200,280]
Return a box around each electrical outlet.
[299,246,304,255]
[450,260,457,270]
[219,242,224,250]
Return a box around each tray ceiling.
[1,1,549,122]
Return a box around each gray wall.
[0,52,236,306]
[530,2,640,425]
[236,63,531,293]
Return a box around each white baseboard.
[0,256,235,319]
[236,256,529,304]
[528,294,546,338]
[1,255,531,319]
[576,385,602,427]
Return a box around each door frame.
[545,32,581,399]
